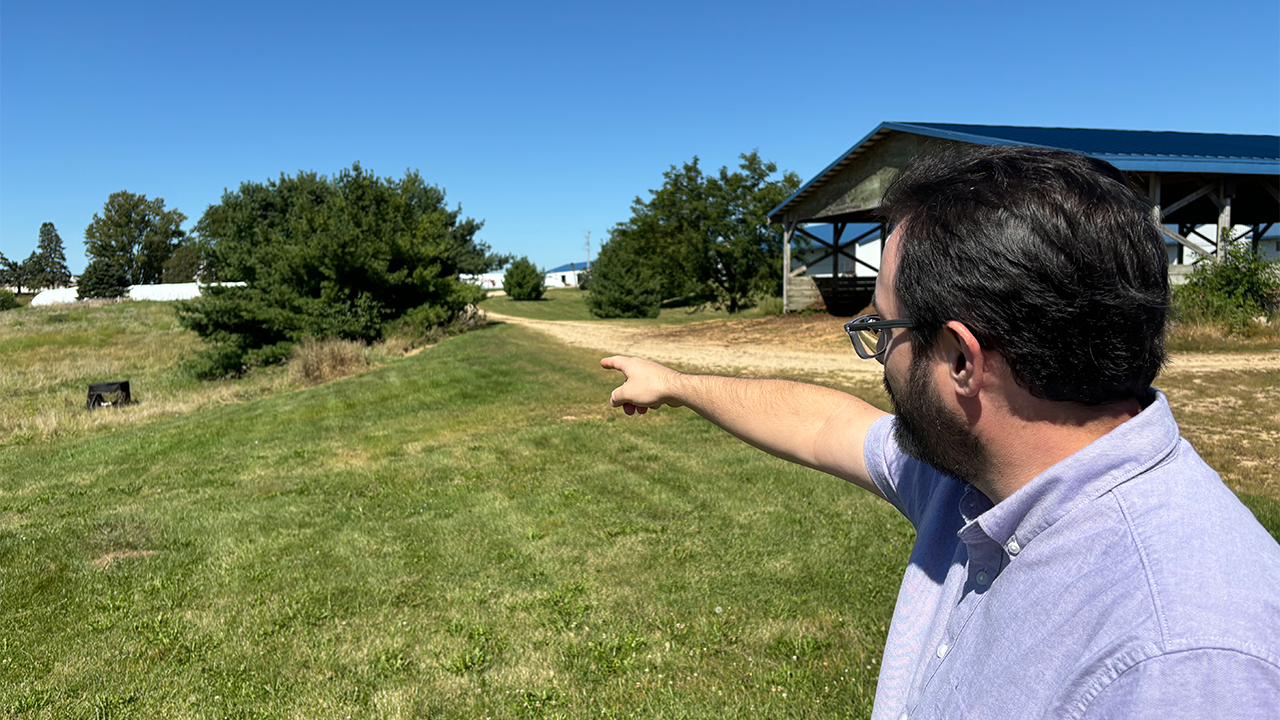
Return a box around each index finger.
[600,356,629,372]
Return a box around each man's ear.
[942,321,984,397]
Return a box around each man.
[601,146,1280,719]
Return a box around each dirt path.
[486,311,1280,378]
[486,312,882,380]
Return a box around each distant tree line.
[0,222,73,295]
[587,151,802,318]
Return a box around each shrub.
[175,164,504,378]
[756,295,784,316]
[77,258,128,300]
[1172,242,1280,332]
[503,256,545,301]
[289,338,369,385]
[0,288,19,311]
[585,234,662,319]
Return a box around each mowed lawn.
[3,301,1277,719]
[1,320,912,719]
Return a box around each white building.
[462,260,591,292]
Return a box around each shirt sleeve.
[863,414,959,530]
[1079,648,1280,720]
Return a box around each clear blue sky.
[3,0,1278,275]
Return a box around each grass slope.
[1,324,911,719]
[0,302,289,446]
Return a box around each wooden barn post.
[782,219,795,313]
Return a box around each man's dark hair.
[879,145,1168,406]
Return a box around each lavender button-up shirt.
[865,390,1280,719]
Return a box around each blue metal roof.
[546,261,589,273]
[891,122,1280,173]
[770,122,1280,221]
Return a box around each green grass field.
[2,300,1276,719]
[1,312,911,718]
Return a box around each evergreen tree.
[35,222,73,289]
[177,163,506,378]
[77,257,129,300]
[502,256,545,300]
[585,233,663,318]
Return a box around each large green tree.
[601,151,802,313]
[177,163,508,378]
[84,191,187,285]
[34,222,73,289]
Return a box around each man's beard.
[884,351,990,485]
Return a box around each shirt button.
[937,643,949,659]
[899,714,909,720]
[976,571,990,586]
[1007,539,1021,555]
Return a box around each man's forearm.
[672,373,884,491]
[601,356,886,495]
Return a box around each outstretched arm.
[601,356,888,497]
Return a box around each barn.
[768,123,1280,314]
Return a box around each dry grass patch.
[0,301,450,446]
[287,338,371,385]
[91,550,159,569]
[1166,318,1280,353]
[0,301,298,445]
[1162,368,1280,499]
[648,313,857,353]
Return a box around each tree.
[584,232,663,318]
[163,239,203,283]
[0,253,15,292]
[0,252,39,294]
[77,257,129,300]
[16,252,42,295]
[84,191,187,285]
[601,151,802,313]
[176,163,508,378]
[34,222,73,289]
[503,256,545,300]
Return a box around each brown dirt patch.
[487,311,1279,377]
[93,550,157,568]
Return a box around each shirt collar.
[967,389,1181,555]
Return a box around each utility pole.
[584,231,591,272]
